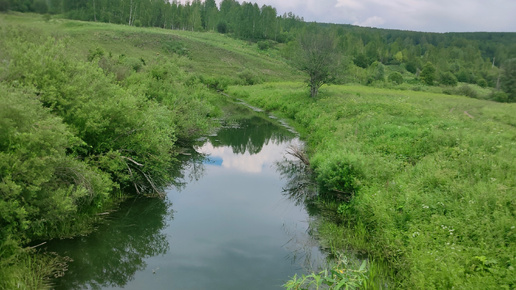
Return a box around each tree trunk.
[92,0,96,22]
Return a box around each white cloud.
[354,16,385,28]
[229,0,516,32]
[195,141,296,174]
[335,0,364,10]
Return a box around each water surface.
[47,110,323,289]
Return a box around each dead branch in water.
[286,145,310,167]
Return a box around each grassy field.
[0,12,302,83]
[228,83,516,289]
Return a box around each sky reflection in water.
[48,114,323,290]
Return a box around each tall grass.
[229,82,516,289]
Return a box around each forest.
[2,0,516,102]
[0,0,515,289]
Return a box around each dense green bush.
[257,40,270,50]
[440,71,458,86]
[312,154,364,201]
[0,25,218,287]
[388,72,403,84]
[0,85,113,282]
[420,62,436,85]
[2,33,178,194]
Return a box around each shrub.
[353,53,369,68]
[440,71,458,86]
[477,78,488,88]
[488,91,509,102]
[238,69,262,85]
[388,72,404,85]
[257,40,270,50]
[217,21,227,34]
[404,60,419,74]
[420,62,436,85]
[456,85,478,98]
[312,154,364,202]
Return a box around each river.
[46,105,324,289]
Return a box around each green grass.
[228,82,516,289]
[0,12,302,83]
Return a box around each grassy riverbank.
[228,83,516,289]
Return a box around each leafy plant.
[284,258,368,290]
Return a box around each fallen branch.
[120,156,144,166]
[286,145,310,166]
[464,111,475,119]
[28,242,47,249]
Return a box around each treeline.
[0,0,303,41]
[4,0,515,101]
[0,25,217,288]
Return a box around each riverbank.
[228,82,516,289]
[0,18,221,288]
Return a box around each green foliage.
[420,62,436,85]
[284,259,368,290]
[237,68,263,86]
[2,32,179,194]
[367,61,385,84]
[353,53,370,69]
[388,72,403,84]
[31,0,47,14]
[217,21,227,33]
[312,154,363,201]
[489,90,509,102]
[0,250,65,290]
[477,77,488,88]
[257,40,271,50]
[0,0,9,12]
[87,46,105,62]
[0,23,218,286]
[404,60,419,74]
[501,58,516,102]
[161,40,189,57]
[0,84,113,250]
[294,25,338,97]
[229,82,516,289]
[440,71,458,86]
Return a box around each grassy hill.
[0,12,302,83]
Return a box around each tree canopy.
[295,26,338,97]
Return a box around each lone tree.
[295,26,338,98]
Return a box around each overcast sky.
[211,0,516,33]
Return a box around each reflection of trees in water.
[276,156,318,206]
[212,116,295,155]
[48,197,172,289]
[276,155,328,272]
[169,148,209,191]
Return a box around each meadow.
[228,83,516,289]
